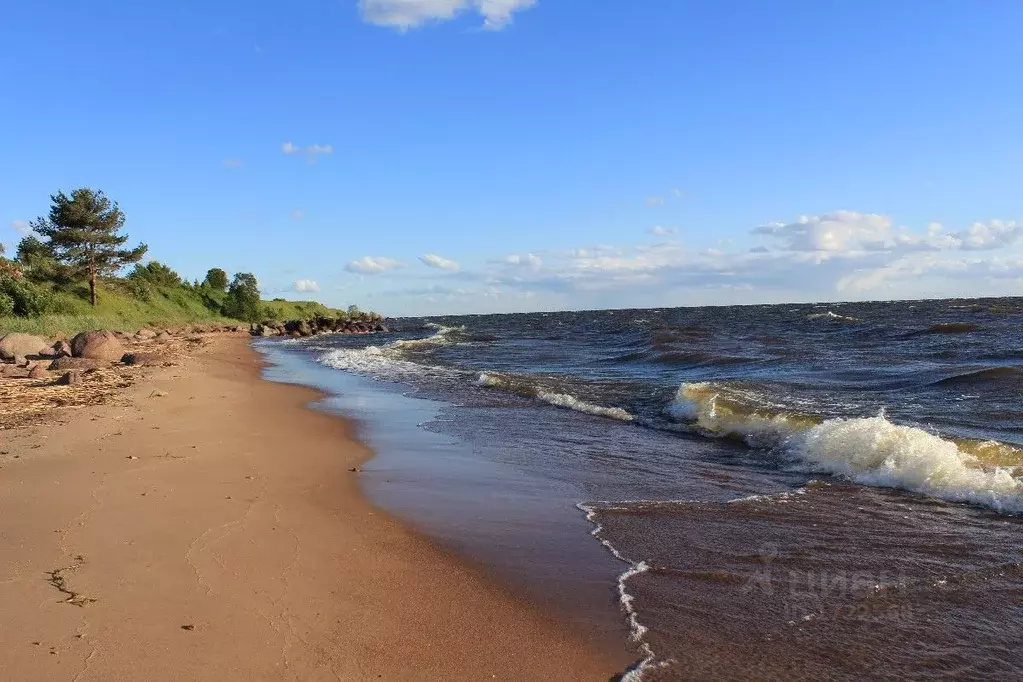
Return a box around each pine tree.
[31,188,147,305]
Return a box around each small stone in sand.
[349,467,361,473]
[181,624,195,631]
[127,455,139,460]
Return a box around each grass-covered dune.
[1,188,373,338]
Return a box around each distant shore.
[0,335,620,681]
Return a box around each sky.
[2,0,1021,316]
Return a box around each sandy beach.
[0,335,622,681]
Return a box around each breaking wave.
[477,372,634,421]
[807,311,861,322]
[670,381,1023,514]
[931,366,1021,387]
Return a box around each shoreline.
[0,335,627,681]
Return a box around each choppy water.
[275,298,1023,680]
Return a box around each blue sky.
[2,0,1021,315]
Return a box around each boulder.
[51,340,72,358]
[13,355,27,367]
[0,333,49,361]
[136,328,157,340]
[155,331,172,341]
[28,365,48,380]
[121,352,164,366]
[57,371,81,386]
[71,331,124,361]
[49,356,106,371]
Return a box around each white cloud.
[222,158,245,169]
[307,144,334,156]
[345,256,407,275]
[282,141,334,159]
[645,196,665,207]
[648,225,677,236]
[954,220,1022,250]
[754,211,1022,256]
[294,279,320,293]
[11,220,32,236]
[503,252,542,269]
[291,209,305,221]
[359,0,536,31]
[752,210,895,252]
[419,253,460,270]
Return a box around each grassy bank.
[0,285,235,336]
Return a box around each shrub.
[0,276,56,316]
[203,268,229,291]
[223,273,261,322]
[0,291,14,317]
[129,260,183,288]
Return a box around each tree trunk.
[89,250,97,306]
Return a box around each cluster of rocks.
[250,316,389,338]
[0,324,248,385]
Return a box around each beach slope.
[0,336,618,681]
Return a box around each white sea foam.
[392,324,467,350]
[319,345,455,381]
[670,382,1023,514]
[476,372,502,388]
[536,391,635,421]
[807,310,860,322]
[790,416,1023,513]
[669,382,807,446]
[577,502,672,681]
[477,373,634,421]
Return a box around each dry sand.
[0,335,623,681]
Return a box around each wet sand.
[0,335,622,681]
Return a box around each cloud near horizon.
[294,279,320,293]
[345,256,408,275]
[359,0,537,31]
[374,210,1023,312]
[11,220,32,236]
[419,253,460,270]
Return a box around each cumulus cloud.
[11,220,32,236]
[372,209,1023,313]
[294,279,320,293]
[502,252,543,269]
[752,210,896,252]
[648,225,677,236]
[753,211,1022,258]
[419,253,460,271]
[359,0,536,31]
[954,220,1022,250]
[282,141,334,160]
[345,256,407,275]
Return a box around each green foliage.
[0,291,14,317]
[0,276,56,316]
[224,272,261,322]
[2,187,380,335]
[129,260,183,288]
[260,298,338,321]
[31,188,148,305]
[203,267,229,291]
